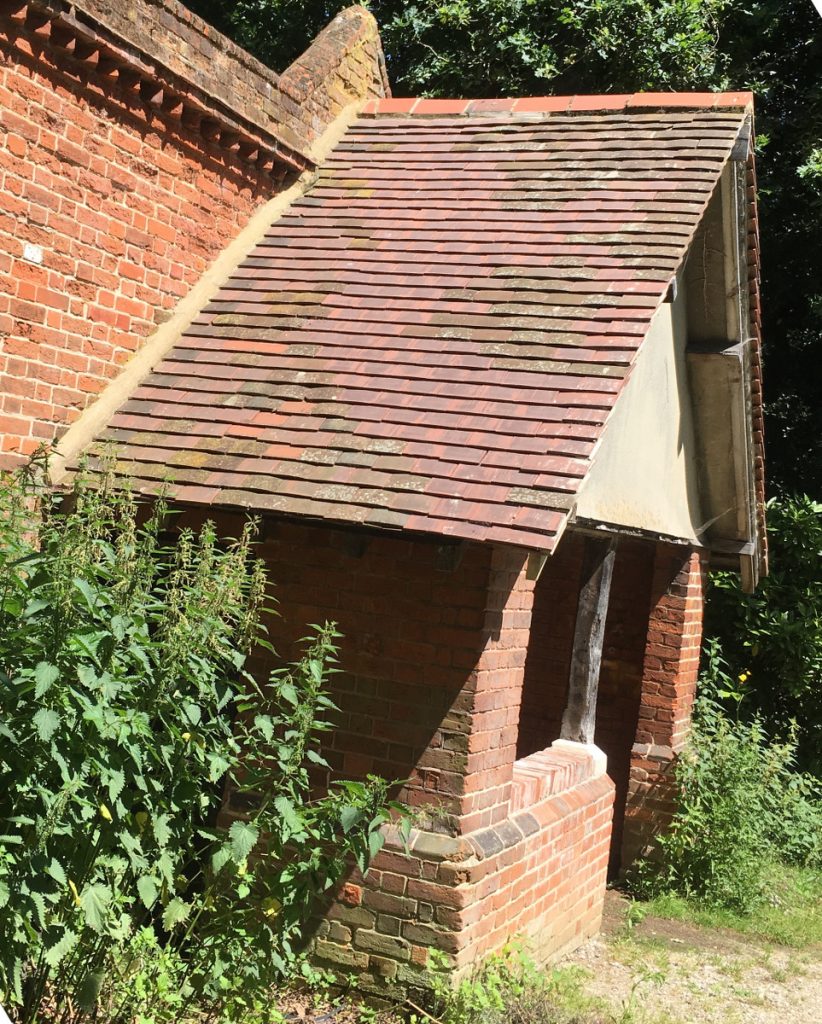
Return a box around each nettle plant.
[0,458,405,1023]
[631,640,822,913]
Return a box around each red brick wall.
[0,2,385,463]
[0,25,270,460]
[635,546,707,751]
[459,547,536,832]
[318,749,614,995]
[205,513,495,824]
[176,507,613,990]
[622,545,707,867]
[241,520,537,835]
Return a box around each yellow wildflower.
[262,897,281,918]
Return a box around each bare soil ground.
[561,890,822,1024]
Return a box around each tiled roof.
[95,96,751,551]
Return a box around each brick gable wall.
[0,1,385,463]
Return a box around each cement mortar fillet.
[48,100,366,485]
[550,739,608,777]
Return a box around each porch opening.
[516,533,656,874]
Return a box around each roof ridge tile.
[361,92,754,118]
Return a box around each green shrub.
[0,459,405,1023]
[704,495,822,773]
[631,642,822,912]
[414,947,604,1024]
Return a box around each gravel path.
[561,892,822,1024]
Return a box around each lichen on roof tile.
[91,104,748,551]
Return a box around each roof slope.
[94,97,749,551]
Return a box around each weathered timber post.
[560,536,617,744]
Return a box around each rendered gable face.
[574,277,705,543]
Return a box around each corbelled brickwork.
[5,1,387,163]
[0,1,385,463]
[622,545,707,867]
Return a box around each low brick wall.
[314,741,614,996]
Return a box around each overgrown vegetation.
[629,637,822,914]
[639,863,822,949]
[704,495,822,773]
[410,947,640,1024]
[0,460,404,1023]
[620,493,822,915]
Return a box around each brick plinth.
[622,545,707,867]
[314,743,614,996]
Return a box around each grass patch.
[635,863,822,948]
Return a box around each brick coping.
[510,739,607,814]
[378,740,609,867]
[362,92,754,117]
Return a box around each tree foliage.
[719,1,822,496]
[187,1,735,96]
[0,461,404,1022]
[630,673,822,911]
[704,495,822,773]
